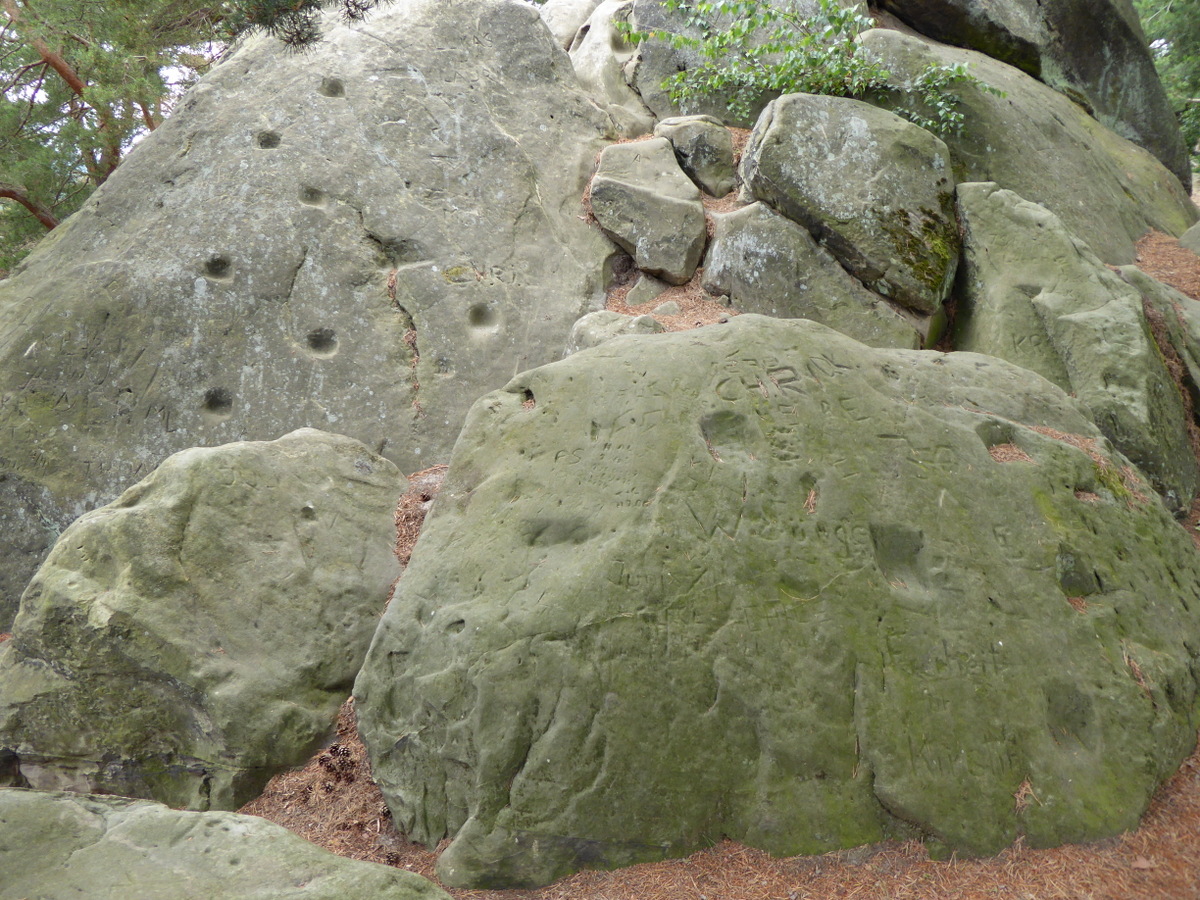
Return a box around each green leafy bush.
[622,0,998,135]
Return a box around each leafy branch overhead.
[621,0,998,134]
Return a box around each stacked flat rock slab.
[954,182,1199,512]
[355,316,1200,888]
[0,789,450,900]
[0,430,402,810]
[875,0,1192,190]
[654,115,737,197]
[588,138,707,284]
[0,0,615,628]
[740,93,959,315]
[703,202,925,348]
[859,28,1197,264]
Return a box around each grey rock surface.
[0,0,615,628]
[654,115,737,196]
[1182,222,1200,255]
[740,93,958,315]
[539,0,604,48]
[565,310,664,355]
[875,0,1192,190]
[0,429,402,810]
[356,315,1200,888]
[589,138,707,284]
[859,28,1197,265]
[0,789,450,900]
[953,183,1198,511]
[567,0,656,136]
[1118,265,1200,407]
[703,202,924,348]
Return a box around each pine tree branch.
[0,182,59,230]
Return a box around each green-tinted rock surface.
[565,310,665,355]
[589,138,707,285]
[875,0,1191,190]
[0,789,449,900]
[953,182,1198,511]
[355,316,1200,888]
[0,429,402,810]
[703,202,925,348]
[0,0,614,628]
[740,94,958,315]
[859,28,1197,265]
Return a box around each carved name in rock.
[355,316,1200,889]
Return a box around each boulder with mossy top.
[859,28,1197,265]
[0,789,451,900]
[0,0,616,629]
[953,182,1198,512]
[739,93,959,315]
[874,0,1191,190]
[588,138,707,285]
[0,429,402,810]
[355,315,1200,889]
[703,202,927,348]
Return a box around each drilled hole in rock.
[255,130,281,149]
[203,254,232,280]
[300,504,317,520]
[299,186,326,206]
[446,619,466,634]
[318,76,345,97]
[521,389,536,410]
[306,327,338,355]
[468,303,497,328]
[202,387,233,416]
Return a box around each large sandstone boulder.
[0,789,450,900]
[859,28,1197,265]
[355,316,1200,888]
[953,183,1198,512]
[0,430,402,810]
[875,0,1192,190]
[740,94,958,315]
[588,138,707,284]
[0,0,616,628]
[703,202,926,348]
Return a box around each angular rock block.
[703,201,925,348]
[356,316,1200,888]
[654,115,737,197]
[740,93,959,315]
[0,429,403,810]
[589,138,708,284]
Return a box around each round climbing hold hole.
[203,254,233,280]
[255,130,281,149]
[306,327,338,356]
[318,77,345,98]
[202,387,233,416]
[467,303,497,329]
[299,186,326,207]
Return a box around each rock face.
[703,202,925,348]
[588,138,707,284]
[875,0,1192,190]
[0,789,451,900]
[355,316,1200,888]
[1182,223,1200,255]
[740,94,959,315]
[953,183,1198,512]
[0,0,616,627]
[859,28,1197,265]
[654,115,737,197]
[0,430,402,810]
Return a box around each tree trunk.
[0,183,60,230]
